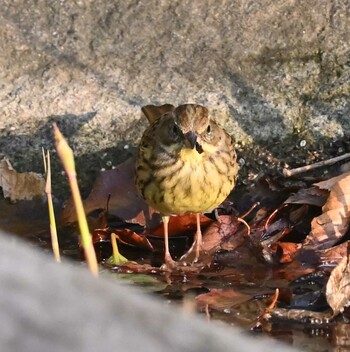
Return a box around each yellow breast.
[179,148,203,163]
[143,147,234,215]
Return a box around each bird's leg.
[180,213,203,264]
[194,213,202,260]
[161,215,176,270]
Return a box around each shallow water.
[28,227,350,352]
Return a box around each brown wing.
[141,104,175,124]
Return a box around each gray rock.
[0,0,349,193]
[0,231,297,352]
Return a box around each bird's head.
[172,104,222,155]
[146,104,223,157]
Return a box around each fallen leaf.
[194,215,246,265]
[326,247,350,316]
[246,208,273,246]
[211,249,269,284]
[275,259,316,281]
[288,204,310,225]
[61,157,160,228]
[92,228,153,251]
[284,186,328,207]
[271,242,302,263]
[0,198,50,236]
[196,288,253,311]
[316,172,350,191]
[303,172,350,250]
[202,215,242,252]
[104,261,157,274]
[260,218,290,244]
[316,241,349,266]
[0,158,45,201]
[109,273,168,292]
[114,229,153,250]
[235,178,289,213]
[149,214,212,238]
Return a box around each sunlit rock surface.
[0,0,348,191]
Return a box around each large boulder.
[0,0,349,192]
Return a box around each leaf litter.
[4,156,350,351]
[0,158,45,201]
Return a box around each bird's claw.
[179,240,201,264]
[160,254,177,271]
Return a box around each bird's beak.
[184,131,197,149]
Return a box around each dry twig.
[283,153,350,177]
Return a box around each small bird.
[136,104,238,269]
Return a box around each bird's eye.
[207,124,212,134]
[171,123,180,137]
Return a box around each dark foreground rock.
[0,231,296,352]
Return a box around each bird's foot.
[160,253,178,271]
[179,239,201,265]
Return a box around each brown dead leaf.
[275,259,316,282]
[113,229,153,250]
[303,172,350,250]
[284,186,328,207]
[194,215,247,266]
[317,241,349,266]
[0,158,45,201]
[92,228,153,251]
[149,214,212,238]
[184,216,242,267]
[0,198,49,235]
[202,215,242,252]
[326,247,350,316]
[61,157,159,228]
[288,204,310,224]
[316,172,350,191]
[196,288,253,311]
[271,242,302,263]
[260,218,291,245]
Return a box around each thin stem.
[44,150,60,262]
[53,123,98,276]
[283,153,350,177]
